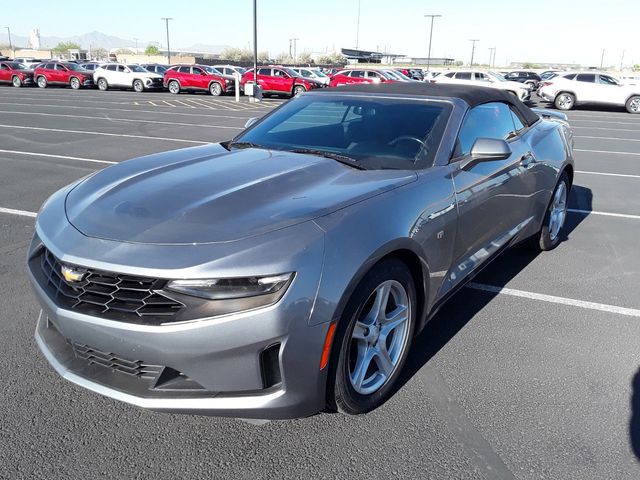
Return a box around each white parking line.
[0,124,208,144]
[0,207,37,218]
[576,170,640,179]
[0,149,116,165]
[0,101,262,119]
[575,135,640,142]
[572,126,640,133]
[0,110,244,130]
[467,282,640,318]
[568,209,640,220]
[570,119,640,127]
[575,148,640,156]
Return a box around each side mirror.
[244,117,258,128]
[460,138,512,170]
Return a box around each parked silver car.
[27,83,574,419]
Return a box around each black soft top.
[312,82,540,127]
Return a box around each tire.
[12,76,22,87]
[625,95,640,114]
[168,80,180,94]
[133,79,144,93]
[554,92,575,111]
[37,76,47,88]
[292,85,306,97]
[209,82,222,96]
[97,78,108,91]
[529,172,570,251]
[70,77,80,90]
[327,258,416,415]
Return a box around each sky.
[1,0,639,67]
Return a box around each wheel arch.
[555,90,578,102]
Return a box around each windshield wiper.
[287,148,366,170]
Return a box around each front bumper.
[537,89,555,102]
[27,195,330,419]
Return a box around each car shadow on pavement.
[392,185,593,399]
[630,369,640,459]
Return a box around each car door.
[454,71,474,85]
[272,68,294,93]
[365,71,384,83]
[114,64,130,86]
[447,102,537,289]
[55,63,69,84]
[574,73,597,102]
[596,74,626,104]
[0,63,9,83]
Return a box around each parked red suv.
[328,69,396,87]
[34,62,93,89]
[241,66,325,97]
[0,61,34,87]
[164,64,235,96]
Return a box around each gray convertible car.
[27,83,574,419]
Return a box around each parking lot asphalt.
[1,86,639,479]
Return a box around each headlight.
[166,273,294,315]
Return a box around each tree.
[297,52,313,64]
[633,64,640,72]
[257,51,270,62]
[52,41,81,53]
[92,47,108,60]
[145,45,160,55]
[116,48,134,54]
[316,52,347,66]
[275,52,294,64]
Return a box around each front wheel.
[327,258,416,415]
[555,92,575,111]
[529,172,570,251]
[37,76,47,88]
[97,78,108,91]
[12,76,22,87]
[626,96,640,114]
[292,85,306,97]
[133,79,144,93]
[168,80,180,94]
[70,77,80,90]
[209,82,222,96]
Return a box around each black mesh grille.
[38,249,184,323]
[71,342,163,379]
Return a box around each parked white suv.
[435,70,530,102]
[291,67,331,85]
[93,63,164,92]
[538,71,640,113]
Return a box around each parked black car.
[504,71,541,89]
[141,63,170,75]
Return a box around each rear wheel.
[625,96,640,114]
[168,80,180,94]
[327,258,416,415]
[554,92,575,111]
[529,172,570,251]
[209,82,222,96]
[12,76,22,87]
[37,76,47,88]
[70,77,80,90]
[97,78,108,91]
[133,79,144,92]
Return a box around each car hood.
[64,144,416,245]
[500,80,527,90]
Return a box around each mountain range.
[0,30,230,54]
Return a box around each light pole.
[488,47,496,68]
[600,48,605,69]
[161,17,173,64]
[3,27,12,56]
[424,14,441,73]
[620,50,626,72]
[252,0,259,101]
[133,37,138,53]
[355,0,361,49]
[469,39,479,66]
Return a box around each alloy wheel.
[37,76,47,88]
[70,77,80,89]
[169,81,180,94]
[557,94,574,110]
[629,98,640,113]
[548,181,568,241]
[348,280,411,395]
[12,76,21,87]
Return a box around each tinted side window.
[258,68,271,75]
[351,70,365,78]
[456,103,517,156]
[475,72,490,82]
[563,73,576,80]
[45,63,56,69]
[598,75,618,85]
[455,72,472,80]
[444,72,455,78]
[367,71,382,79]
[191,67,204,74]
[576,73,596,83]
[0,64,8,70]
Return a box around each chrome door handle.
[520,152,535,166]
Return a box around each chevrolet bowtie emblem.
[61,265,85,283]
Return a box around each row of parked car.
[2,58,639,113]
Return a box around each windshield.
[8,62,27,70]
[64,63,83,71]
[312,69,327,77]
[232,95,451,170]
[487,71,505,81]
[282,67,302,78]
[204,66,223,75]
[393,71,413,81]
[128,65,148,73]
[384,70,402,80]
